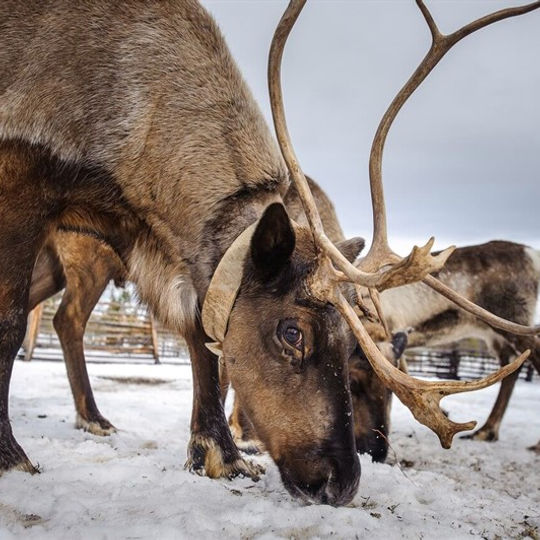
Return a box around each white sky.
[201,0,540,252]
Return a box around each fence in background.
[405,342,535,381]
[22,288,189,364]
[21,286,536,380]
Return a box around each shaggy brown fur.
[0,2,363,505]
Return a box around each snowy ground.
[0,359,538,540]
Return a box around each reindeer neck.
[189,185,285,301]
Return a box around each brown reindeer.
[0,0,538,507]
[27,175,407,465]
[0,1,365,504]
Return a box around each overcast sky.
[201,0,539,252]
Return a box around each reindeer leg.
[0,258,41,473]
[524,347,539,453]
[463,345,520,442]
[0,144,49,474]
[229,395,264,456]
[52,253,115,436]
[185,321,263,481]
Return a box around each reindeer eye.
[284,326,301,346]
[278,320,304,351]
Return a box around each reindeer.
[28,175,407,465]
[0,0,538,506]
[373,241,540,448]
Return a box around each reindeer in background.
[369,241,540,449]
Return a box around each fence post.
[23,303,44,361]
[449,349,460,380]
[525,362,534,382]
[150,313,161,365]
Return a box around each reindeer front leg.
[184,320,263,480]
[0,143,50,474]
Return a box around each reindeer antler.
[269,0,455,292]
[365,0,540,335]
[268,0,539,448]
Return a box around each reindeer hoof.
[0,456,39,476]
[185,433,264,481]
[75,413,117,436]
[234,437,265,456]
[461,427,498,442]
[0,427,39,476]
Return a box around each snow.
[0,359,538,539]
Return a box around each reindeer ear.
[251,203,295,276]
[336,237,365,263]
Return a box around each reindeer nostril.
[279,453,360,506]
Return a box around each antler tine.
[332,288,530,448]
[268,0,382,285]
[424,275,540,336]
[267,0,382,287]
[268,0,325,242]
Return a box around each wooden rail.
[21,288,536,379]
[22,291,188,364]
[405,344,535,382]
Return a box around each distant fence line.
[22,290,189,364]
[22,288,536,380]
[405,346,535,382]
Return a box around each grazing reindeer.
[1,0,538,506]
[28,175,405,464]
[0,1,367,504]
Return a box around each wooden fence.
[405,340,536,382]
[21,287,536,381]
[22,290,189,364]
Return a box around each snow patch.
[0,360,538,538]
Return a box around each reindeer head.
[205,203,364,505]
[349,332,408,463]
[257,0,538,504]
